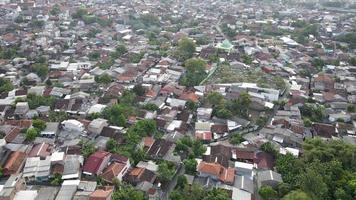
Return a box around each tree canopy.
[175,37,196,61]
[275,138,356,200]
[180,58,207,87]
[0,78,14,94]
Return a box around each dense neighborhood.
[0,0,356,200]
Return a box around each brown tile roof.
[5,120,32,129]
[89,186,114,200]
[179,91,199,102]
[125,167,156,185]
[312,123,336,138]
[28,143,51,158]
[255,152,275,169]
[3,151,26,176]
[195,131,213,141]
[234,148,256,161]
[147,139,174,158]
[211,124,228,134]
[197,161,235,184]
[4,127,21,143]
[143,137,155,149]
[101,162,126,183]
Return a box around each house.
[124,167,156,186]
[14,102,29,119]
[62,155,83,180]
[101,154,130,183]
[257,170,283,187]
[61,120,85,133]
[40,122,59,138]
[197,161,235,185]
[55,180,80,200]
[255,148,276,168]
[2,151,26,176]
[89,186,114,200]
[311,123,338,138]
[83,151,111,176]
[0,173,25,200]
[203,144,232,168]
[23,156,51,182]
[28,142,51,159]
[232,148,256,163]
[13,190,38,200]
[147,139,175,160]
[197,108,213,121]
[88,118,108,135]
[313,74,334,91]
[235,175,254,194]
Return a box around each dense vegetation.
[180,58,207,87]
[266,138,356,200]
[0,78,14,94]
[206,91,251,119]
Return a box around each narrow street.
[160,164,185,200]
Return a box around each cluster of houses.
[0,0,355,200]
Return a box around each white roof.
[14,190,38,200]
[234,161,254,170]
[232,188,251,200]
[279,147,299,157]
[167,120,182,132]
[62,119,83,127]
[87,104,107,114]
[62,179,81,186]
[51,152,65,162]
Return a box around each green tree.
[132,84,146,96]
[80,141,96,159]
[261,142,278,156]
[50,173,63,185]
[112,184,144,200]
[176,175,188,190]
[176,37,196,61]
[349,57,356,66]
[158,161,175,183]
[95,73,112,84]
[112,45,128,58]
[26,93,55,109]
[347,104,356,113]
[32,119,46,131]
[0,78,14,93]
[32,63,48,79]
[50,4,61,15]
[142,103,159,111]
[106,138,119,153]
[282,190,312,200]
[298,168,328,200]
[276,153,301,185]
[259,185,278,200]
[26,128,39,141]
[229,133,245,145]
[102,104,132,127]
[183,158,197,175]
[229,92,251,118]
[185,100,198,111]
[119,90,137,105]
[49,111,68,122]
[206,91,224,106]
[180,58,207,87]
[88,51,100,61]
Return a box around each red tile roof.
[83,151,111,175]
[198,161,235,184]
